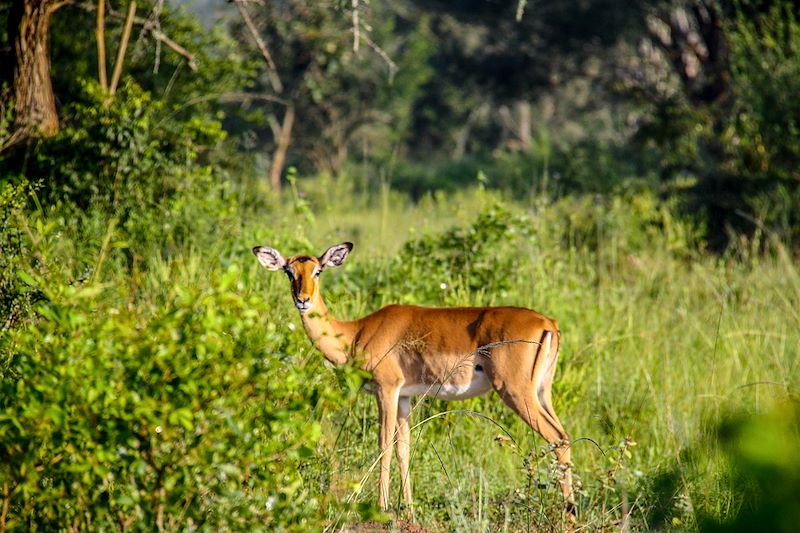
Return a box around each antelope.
[252,242,574,516]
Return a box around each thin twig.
[429,442,452,485]
[77,2,197,71]
[153,91,288,131]
[362,34,397,81]
[233,0,283,93]
[215,92,288,106]
[570,436,605,456]
[732,380,787,392]
[137,0,166,74]
[1,482,9,533]
[351,0,360,53]
[474,338,542,358]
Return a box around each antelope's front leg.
[396,397,413,511]
[376,386,400,510]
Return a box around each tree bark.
[269,104,295,192]
[96,0,108,91]
[648,1,730,107]
[516,100,531,151]
[108,0,137,99]
[6,0,65,146]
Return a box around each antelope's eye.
[284,269,295,280]
[313,269,321,278]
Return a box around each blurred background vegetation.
[1,0,799,531]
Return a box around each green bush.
[727,2,800,244]
[552,185,704,259]
[0,178,42,330]
[386,202,526,304]
[632,1,800,249]
[2,79,242,267]
[4,80,226,219]
[0,72,242,282]
[0,262,360,531]
[642,402,800,533]
[698,402,800,532]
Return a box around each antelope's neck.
[300,297,357,366]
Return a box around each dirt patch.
[343,520,429,533]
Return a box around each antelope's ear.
[252,246,287,271]
[319,242,353,270]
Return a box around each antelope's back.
[354,304,557,358]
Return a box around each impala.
[252,242,574,516]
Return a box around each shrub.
[0,263,356,531]
[3,80,227,223]
[726,2,800,244]
[386,202,527,304]
[0,178,41,330]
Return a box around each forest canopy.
[1,0,799,247]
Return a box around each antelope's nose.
[295,295,312,312]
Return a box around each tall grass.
[304,188,798,532]
[2,176,798,531]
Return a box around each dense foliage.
[3,0,800,244]
[1,0,799,530]
[2,172,798,530]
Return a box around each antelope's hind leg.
[493,332,575,516]
[498,385,574,498]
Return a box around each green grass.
[309,199,798,532]
[2,178,798,531]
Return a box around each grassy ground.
[248,181,800,531]
[3,179,798,531]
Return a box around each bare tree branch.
[352,0,360,53]
[515,0,528,22]
[232,0,283,93]
[180,91,290,108]
[108,0,137,97]
[215,92,288,106]
[51,0,73,11]
[96,0,108,90]
[362,34,397,81]
[136,0,166,74]
[146,27,197,71]
[77,1,197,71]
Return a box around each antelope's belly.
[399,368,492,400]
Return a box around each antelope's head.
[252,242,353,314]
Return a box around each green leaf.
[16,270,38,288]
[168,408,194,431]
[45,405,65,425]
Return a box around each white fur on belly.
[400,370,492,401]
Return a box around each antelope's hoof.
[565,500,578,521]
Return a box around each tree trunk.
[516,100,531,151]
[648,1,730,107]
[5,0,64,148]
[269,104,295,191]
